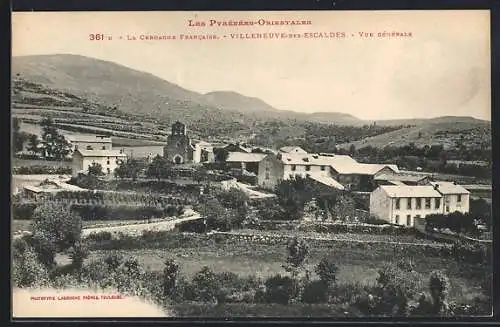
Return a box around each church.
[163,121,196,164]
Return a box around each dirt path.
[81,211,202,237]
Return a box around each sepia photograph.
[10,10,492,319]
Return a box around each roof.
[332,163,399,175]
[375,172,428,182]
[280,153,358,166]
[429,182,470,195]
[224,144,252,153]
[279,146,307,153]
[378,185,442,198]
[74,149,127,157]
[308,174,345,190]
[226,152,268,163]
[66,135,112,143]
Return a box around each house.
[369,182,471,227]
[226,152,268,175]
[224,143,252,153]
[370,185,444,227]
[374,171,432,187]
[193,141,215,164]
[279,146,307,154]
[163,121,196,164]
[72,149,128,176]
[329,163,399,192]
[66,135,112,152]
[257,154,284,190]
[430,181,470,214]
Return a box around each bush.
[191,266,220,303]
[451,241,491,264]
[264,274,297,304]
[12,165,72,175]
[315,257,339,285]
[301,280,328,304]
[12,203,37,220]
[12,239,50,288]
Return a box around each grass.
[84,232,488,304]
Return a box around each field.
[80,232,487,305]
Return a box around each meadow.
[80,231,488,305]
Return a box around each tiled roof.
[308,174,345,190]
[333,163,399,175]
[226,152,268,163]
[429,182,470,195]
[75,149,127,157]
[378,185,442,198]
[375,172,427,182]
[279,146,307,153]
[280,153,358,166]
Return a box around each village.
[31,120,484,231]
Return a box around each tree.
[349,144,356,155]
[429,270,450,315]
[191,266,220,303]
[315,257,339,286]
[115,158,141,181]
[275,176,314,220]
[163,258,180,299]
[146,155,170,181]
[88,162,104,176]
[30,203,83,269]
[12,118,28,153]
[40,117,72,160]
[284,237,309,278]
[12,239,50,288]
[26,134,41,155]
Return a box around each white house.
[72,149,128,176]
[430,181,470,214]
[370,183,471,227]
[370,185,444,226]
[66,135,112,152]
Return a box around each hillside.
[337,120,491,150]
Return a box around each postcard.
[11,10,492,319]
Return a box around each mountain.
[370,116,488,127]
[336,119,491,150]
[11,54,490,131]
[203,91,280,115]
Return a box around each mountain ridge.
[11,54,489,126]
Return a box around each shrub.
[315,257,339,285]
[191,266,220,303]
[12,242,50,288]
[301,280,328,304]
[163,258,180,299]
[12,203,37,220]
[264,274,297,304]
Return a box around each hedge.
[11,202,185,221]
[13,165,72,175]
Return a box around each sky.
[12,10,491,120]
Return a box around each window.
[86,145,93,150]
[106,168,110,174]
[395,215,400,224]
[320,165,326,171]
[75,145,78,150]
[395,199,400,210]
[102,146,106,150]
[435,198,441,209]
[415,214,421,219]
[407,198,412,210]
[305,165,311,171]
[425,198,431,209]
[107,160,110,165]
[406,215,411,226]
[457,194,462,202]
[265,172,270,180]
[291,165,296,171]
[416,198,422,209]
[446,205,450,212]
